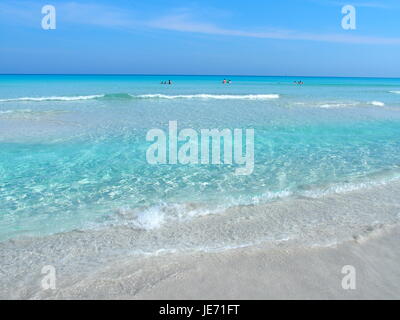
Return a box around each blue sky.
[1,0,400,76]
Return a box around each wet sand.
[1,181,400,300]
[133,226,400,299]
[16,225,398,300]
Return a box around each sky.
[1,0,400,77]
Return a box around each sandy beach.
[2,179,400,300]
[133,226,400,300]
[13,225,399,300]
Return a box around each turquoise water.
[1,75,400,242]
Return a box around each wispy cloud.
[309,0,393,9]
[61,2,141,28]
[0,1,141,29]
[347,2,391,8]
[1,1,400,45]
[147,13,400,45]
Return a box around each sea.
[1,74,400,252]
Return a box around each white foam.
[137,94,280,100]
[249,190,293,204]
[0,93,280,102]
[299,176,400,199]
[0,109,32,114]
[111,172,400,232]
[318,102,359,109]
[298,100,385,109]
[369,101,385,107]
[0,95,104,102]
[389,91,400,94]
[132,206,168,230]
[115,203,222,231]
[293,101,360,109]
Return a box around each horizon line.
[1,73,400,80]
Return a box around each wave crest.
[0,93,280,102]
[136,94,280,100]
[296,100,386,109]
[370,101,385,107]
[0,95,104,102]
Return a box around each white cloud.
[61,2,139,28]
[310,0,393,9]
[1,1,399,45]
[147,13,400,45]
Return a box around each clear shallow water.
[1,75,400,244]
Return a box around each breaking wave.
[369,101,385,107]
[0,93,280,102]
[135,94,280,100]
[0,109,33,114]
[110,169,400,231]
[295,100,386,109]
[0,95,104,102]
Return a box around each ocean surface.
[1,75,400,251]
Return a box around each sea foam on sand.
[1,179,400,300]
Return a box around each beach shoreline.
[2,0,400,304]
[132,225,400,300]
[1,178,400,299]
[16,224,399,300]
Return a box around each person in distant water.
[223,79,227,84]
[168,80,172,85]
[227,80,231,84]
